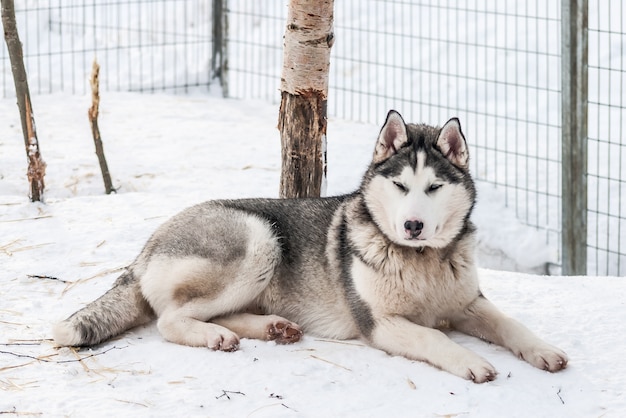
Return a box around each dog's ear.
[373,110,409,163]
[437,118,469,168]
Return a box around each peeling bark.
[278,0,334,198]
[88,59,115,194]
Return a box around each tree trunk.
[88,59,115,194]
[278,0,334,198]
[2,0,46,201]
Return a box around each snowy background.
[1,93,625,416]
[1,0,625,416]
[3,1,624,275]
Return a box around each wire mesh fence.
[587,1,626,276]
[228,0,625,276]
[226,0,283,101]
[228,0,565,272]
[1,1,624,275]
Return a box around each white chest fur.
[351,237,480,328]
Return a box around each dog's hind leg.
[152,258,278,350]
[157,304,241,350]
[142,213,283,351]
[213,313,303,344]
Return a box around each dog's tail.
[53,270,154,347]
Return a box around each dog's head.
[362,110,476,249]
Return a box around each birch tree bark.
[2,0,46,201]
[278,0,334,198]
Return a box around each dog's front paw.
[447,354,497,383]
[266,319,303,344]
[465,358,498,383]
[207,329,240,352]
[519,344,568,372]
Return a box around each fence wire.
[1,0,213,97]
[587,0,626,276]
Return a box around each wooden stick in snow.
[2,0,46,201]
[88,59,115,194]
[24,96,46,199]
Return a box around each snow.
[1,93,625,416]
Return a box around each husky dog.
[53,111,568,382]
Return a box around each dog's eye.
[428,184,442,192]
[393,181,408,193]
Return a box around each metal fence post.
[561,0,588,275]
[212,0,228,97]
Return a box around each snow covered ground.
[1,93,624,416]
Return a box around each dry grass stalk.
[0,362,35,373]
[1,239,53,257]
[70,347,92,373]
[6,338,49,345]
[309,354,352,371]
[62,266,125,295]
[0,319,23,326]
[9,242,53,253]
[0,409,42,416]
[313,338,365,347]
[0,215,53,223]
[114,399,150,408]
[0,239,22,256]
[0,377,39,390]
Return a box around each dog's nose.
[404,220,424,238]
